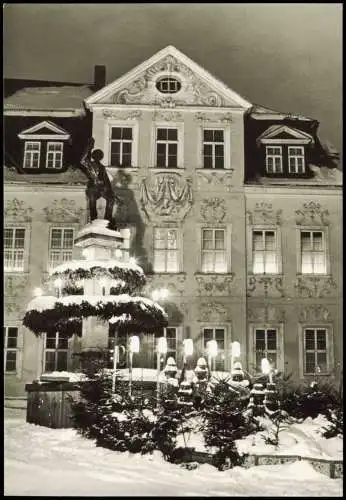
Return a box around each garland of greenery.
[50,265,146,295]
[23,296,168,337]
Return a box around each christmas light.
[115,249,123,258]
[231,341,241,358]
[129,257,137,266]
[261,358,271,375]
[183,338,194,357]
[157,336,168,354]
[129,335,140,353]
[207,339,218,357]
[33,287,43,297]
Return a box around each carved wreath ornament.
[140,173,193,221]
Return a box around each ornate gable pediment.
[43,198,84,222]
[18,120,70,140]
[85,46,251,109]
[257,125,314,145]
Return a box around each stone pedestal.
[74,218,124,352]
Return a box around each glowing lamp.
[261,358,271,375]
[115,249,123,258]
[157,337,168,355]
[129,257,137,266]
[231,341,241,358]
[54,278,63,288]
[129,335,140,353]
[33,287,43,297]
[207,340,218,358]
[183,339,194,357]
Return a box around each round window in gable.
[156,77,181,94]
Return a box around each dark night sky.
[3,3,342,152]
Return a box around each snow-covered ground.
[4,408,343,497]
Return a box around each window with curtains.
[153,228,179,272]
[201,228,227,273]
[156,128,178,168]
[203,129,225,169]
[203,327,225,370]
[48,228,74,271]
[46,142,63,169]
[4,228,26,272]
[4,327,19,372]
[44,332,68,372]
[300,230,326,274]
[110,127,133,167]
[288,146,305,174]
[254,328,278,372]
[252,230,279,274]
[303,328,328,374]
[265,146,283,173]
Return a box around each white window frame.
[298,324,334,377]
[48,227,74,272]
[151,122,184,168]
[288,146,305,174]
[249,324,284,375]
[109,126,134,167]
[202,128,225,169]
[265,146,283,173]
[299,229,327,275]
[103,121,139,167]
[43,332,69,373]
[201,227,228,274]
[163,326,178,360]
[251,229,281,275]
[197,124,232,170]
[4,326,19,373]
[23,141,41,169]
[4,227,27,272]
[153,227,181,273]
[156,126,178,168]
[202,326,227,371]
[46,141,63,169]
[156,77,181,94]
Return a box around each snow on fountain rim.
[49,258,144,275]
[26,294,166,315]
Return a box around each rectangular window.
[203,129,224,169]
[23,141,40,169]
[46,142,63,169]
[252,230,279,274]
[156,128,178,168]
[4,228,26,271]
[4,327,18,372]
[44,332,68,372]
[288,147,305,174]
[153,228,179,272]
[203,327,225,370]
[164,327,178,360]
[110,127,133,167]
[304,328,328,374]
[266,146,283,173]
[300,230,326,274]
[49,228,74,271]
[201,228,227,273]
[255,328,278,371]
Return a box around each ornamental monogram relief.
[145,273,187,297]
[140,173,193,221]
[295,201,329,226]
[200,198,226,223]
[5,199,33,221]
[247,275,285,298]
[247,202,282,226]
[194,112,233,123]
[248,306,285,323]
[295,276,337,298]
[102,110,143,120]
[43,199,85,223]
[298,305,331,322]
[153,110,183,122]
[196,170,234,192]
[110,55,225,107]
[195,274,234,296]
[198,301,230,323]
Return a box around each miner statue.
[80,138,120,222]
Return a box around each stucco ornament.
[248,306,285,323]
[43,198,85,223]
[102,110,142,120]
[197,170,234,192]
[247,275,285,298]
[200,198,226,222]
[145,273,187,297]
[247,202,282,226]
[198,301,229,322]
[295,201,329,226]
[140,173,193,221]
[5,275,30,315]
[298,305,331,322]
[195,273,234,296]
[295,276,337,298]
[5,199,33,221]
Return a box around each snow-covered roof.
[250,104,315,122]
[4,85,93,113]
[50,258,144,276]
[4,166,88,185]
[248,167,342,187]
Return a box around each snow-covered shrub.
[322,407,343,438]
[202,379,259,470]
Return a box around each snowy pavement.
[4,408,343,497]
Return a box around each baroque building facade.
[4,46,342,397]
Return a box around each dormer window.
[46,142,63,169]
[266,146,283,174]
[24,142,41,169]
[288,146,305,174]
